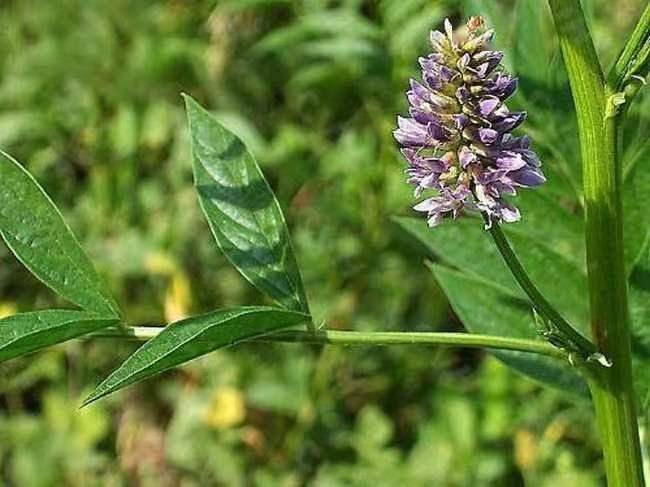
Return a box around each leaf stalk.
[90,326,567,359]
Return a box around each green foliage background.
[0,0,647,485]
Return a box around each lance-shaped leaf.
[0,310,118,362]
[184,95,309,313]
[83,307,309,406]
[0,150,120,317]
[430,264,587,396]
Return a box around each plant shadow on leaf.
[185,94,310,313]
[195,179,273,212]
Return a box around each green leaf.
[512,190,585,268]
[629,243,650,348]
[83,307,309,406]
[183,95,309,312]
[623,94,650,273]
[513,0,553,93]
[623,163,650,273]
[628,243,650,406]
[0,150,120,317]
[0,310,118,362]
[430,264,587,396]
[396,216,589,330]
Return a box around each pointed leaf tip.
[184,97,310,313]
[0,310,118,363]
[0,151,120,317]
[82,307,309,406]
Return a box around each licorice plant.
[0,1,648,485]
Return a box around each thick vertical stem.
[548,1,644,485]
[585,110,644,487]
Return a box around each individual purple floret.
[394,17,545,228]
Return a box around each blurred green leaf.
[629,243,650,405]
[622,93,650,273]
[430,264,587,396]
[109,104,139,159]
[83,307,309,405]
[381,0,446,56]
[353,405,394,454]
[184,95,309,312]
[0,111,44,146]
[396,216,589,329]
[463,0,513,60]
[0,310,118,362]
[623,161,650,274]
[624,95,650,403]
[513,0,552,92]
[255,11,380,54]
[513,190,585,268]
[0,150,120,317]
[301,37,380,62]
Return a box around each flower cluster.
[394,17,545,227]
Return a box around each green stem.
[487,220,597,356]
[608,3,650,91]
[90,327,566,359]
[548,1,644,485]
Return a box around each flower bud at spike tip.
[394,17,545,228]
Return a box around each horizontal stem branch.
[89,327,566,359]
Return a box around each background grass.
[0,0,646,485]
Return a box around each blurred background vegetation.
[0,0,646,485]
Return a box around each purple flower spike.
[395,16,545,227]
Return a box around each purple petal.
[458,146,477,168]
[479,128,499,144]
[520,149,541,167]
[428,121,453,142]
[394,117,428,147]
[474,62,490,78]
[495,76,517,99]
[501,134,531,150]
[493,111,526,132]
[493,181,517,196]
[410,107,436,125]
[410,79,430,98]
[413,198,440,212]
[453,113,470,130]
[456,86,470,104]
[510,168,546,187]
[478,97,500,116]
[407,79,431,108]
[430,30,450,52]
[476,168,508,185]
[496,152,526,170]
[473,50,503,67]
[457,53,471,70]
[498,204,521,223]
